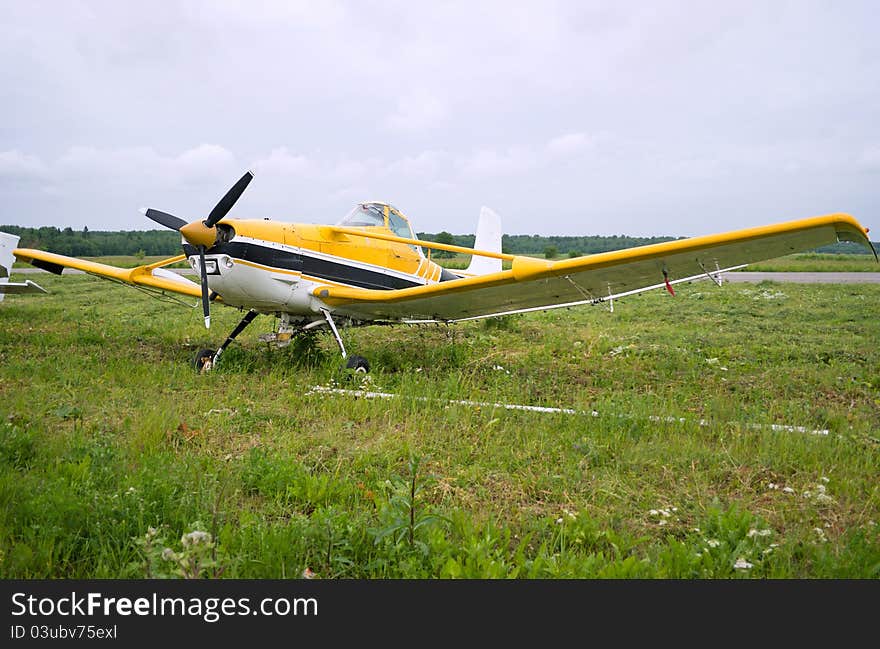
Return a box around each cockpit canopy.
[338,202,416,241]
[338,202,424,256]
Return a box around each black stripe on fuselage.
[183,241,425,290]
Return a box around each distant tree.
[544,245,558,259]
[568,249,582,258]
[433,231,455,258]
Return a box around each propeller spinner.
[142,170,254,328]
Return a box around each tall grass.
[0,274,877,577]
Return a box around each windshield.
[338,202,424,256]
[338,203,385,227]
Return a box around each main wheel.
[194,348,216,372]
[345,355,370,373]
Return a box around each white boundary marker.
[306,385,829,436]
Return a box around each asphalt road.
[11,267,880,284]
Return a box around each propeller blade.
[141,208,187,231]
[205,170,254,227]
[198,247,211,329]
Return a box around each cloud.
[459,147,535,178]
[385,90,448,131]
[858,146,880,171]
[252,147,311,176]
[546,132,593,158]
[0,150,48,180]
[54,144,237,186]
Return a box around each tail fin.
[464,206,503,275]
[0,232,46,300]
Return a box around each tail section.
[0,232,46,300]
[464,206,503,275]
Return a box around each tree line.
[418,231,876,258]
[1,225,181,257]
[2,224,873,258]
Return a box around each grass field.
[0,273,878,578]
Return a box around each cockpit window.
[388,209,413,239]
[338,202,424,256]
[338,203,386,227]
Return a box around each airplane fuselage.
[183,218,456,322]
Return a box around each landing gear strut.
[321,308,370,373]
[194,309,260,372]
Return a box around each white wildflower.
[691,527,701,533]
[706,539,721,548]
[782,487,795,494]
[706,358,719,365]
[161,548,175,561]
[803,491,812,498]
[815,493,836,505]
[820,476,830,483]
[649,509,659,516]
[658,519,667,526]
[181,530,211,547]
[768,483,778,490]
[556,517,564,525]
[747,528,772,538]
[733,558,753,570]
[813,527,828,543]
[126,486,137,495]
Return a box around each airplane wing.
[314,213,875,322]
[12,249,205,300]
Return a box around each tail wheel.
[194,348,216,372]
[345,355,370,373]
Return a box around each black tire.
[194,348,216,372]
[345,355,370,373]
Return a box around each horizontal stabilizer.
[0,280,48,295]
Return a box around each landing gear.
[193,308,370,374]
[345,355,370,373]
[321,308,370,374]
[194,309,260,372]
[194,348,216,372]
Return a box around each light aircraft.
[1,171,875,372]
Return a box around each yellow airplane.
[1,170,875,372]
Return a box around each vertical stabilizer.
[464,206,503,275]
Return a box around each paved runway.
[12,267,880,283]
[721,271,880,284]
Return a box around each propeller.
[142,170,254,329]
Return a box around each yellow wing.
[314,213,875,322]
[12,249,205,300]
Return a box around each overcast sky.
[1,0,877,236]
